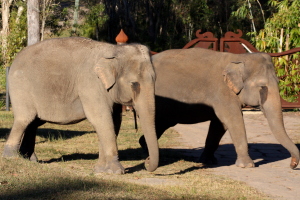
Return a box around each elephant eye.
[131,82,140,91]
[131,82,140,100]
[259,86,268,105]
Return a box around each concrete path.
[172,111,300,200]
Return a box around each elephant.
[138,47,299,169]
[2,37,159,174]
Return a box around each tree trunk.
[1,0,13,67]
[40,0,54,41]
[41,0,47,41]
[16,6,24,24]
[72,0,80,34]
[27,0,40,46]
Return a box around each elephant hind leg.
[112,104,123,137]
[19,118,45,161]
[199,118,227,165]
[3,113,38,158]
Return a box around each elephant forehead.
[137,45,150,57]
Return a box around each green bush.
[250,0,300,102]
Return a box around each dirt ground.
[172,110,300,200]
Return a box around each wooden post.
[6,67,10,111]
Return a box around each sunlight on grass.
[0,111,270,199]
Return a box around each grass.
[0,111,270,199]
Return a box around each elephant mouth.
[122,100,133,106]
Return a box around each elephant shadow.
[170,143,300,170]
[0,128,10,140]
[42,143,300,174]
[0,128,93,142]
[36,128,94,142]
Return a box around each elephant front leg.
[94,140,125,174]
[216,107,254,168]
[228,120,254,168]
[96,103,125,173]
[199,118,227,165]
[86,109,125,174]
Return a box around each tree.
[254,0,300,102]
[72,0,80,34]
[231,0,267,38]
[80,3,108,40]
[27,0,40,46]
[41,0,56,41]
[1,0,14,67]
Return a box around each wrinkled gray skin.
[3,37,159,174]
[139,48,299,169]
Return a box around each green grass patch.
[0,111,270,199]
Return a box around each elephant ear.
[223,62,244,94]
[94,57,117,91]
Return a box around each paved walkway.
[173,111,300,200]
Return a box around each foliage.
[231,0,267,34]
[0,1,27,67]
[1,0,300,101]
[250,0,300,102]
[41,3,72,38]
[0,1,27,92]
[101,0,258,51]
[76,3,108,40]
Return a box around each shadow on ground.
[36,128,94,141]
[41,143,300,174]
[0,128,93,141]
[0,128,10,140]
[0,174,174,200]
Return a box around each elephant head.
[223,53,299,169]
[93,44,159,172]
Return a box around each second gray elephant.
[3,37,159,174]
[139,47,299,169]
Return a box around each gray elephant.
[3,37,159,174]
[139,47,299,169]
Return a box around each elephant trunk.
[134,84,159,172]
[261,86,299,169]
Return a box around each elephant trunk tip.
[290,157,299,169]
[144,156,158,172]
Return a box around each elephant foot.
[235,156,255,168]
[29,152,38,162]
[198,154,218,165]
[2,145,19,158]
[94,157,125,175]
